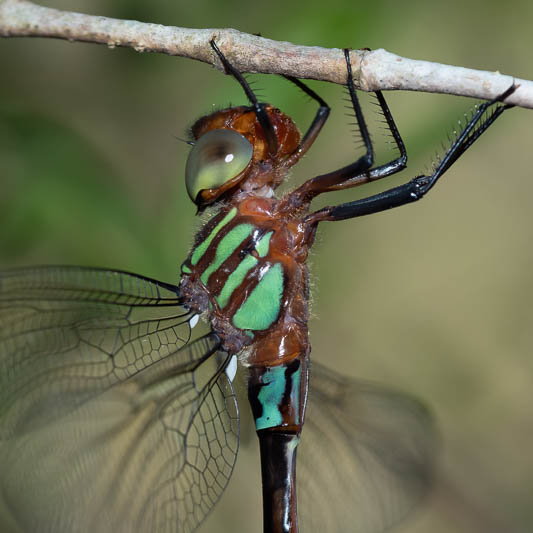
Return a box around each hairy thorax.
[179,193,314,365]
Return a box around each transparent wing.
[298,361,437,533]
[0,266,239,533]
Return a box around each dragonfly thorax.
[180,194,312,364]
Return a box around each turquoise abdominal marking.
[290,366,301,425]
[217,254,258,308]
[255,231,273,258]
[191,207,237,266]
[200,223,253,285]
[255,365,286,430]
[232,263,284,330]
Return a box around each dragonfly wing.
[0,266,239,533]
[298,361,436,533]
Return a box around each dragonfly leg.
[283,76,330,166]
[305,84,517,223]
[291,49,408,204]
[210,39,279,156]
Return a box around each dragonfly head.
[185,105,300,209]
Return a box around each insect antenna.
[173,134,195,146]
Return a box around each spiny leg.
[306,84,517,223]
[292,49,407,204]
[210,39,278,155]
[282,75,331,166]
[356,91,407,184]
[210,40,332,162]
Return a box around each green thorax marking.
[217,254,258,308]
[191,207,237,266]
[232,262,283,331]
[185,207,281,333]
[200,223,253,285]
[255,365,286,430]
[256,231,273,258]
[216,230,274,309]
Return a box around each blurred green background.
[1,0,532,532]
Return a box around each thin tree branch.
[1,0,532,109]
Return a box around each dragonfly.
[0,40,516,533]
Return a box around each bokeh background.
[1,1,532,532]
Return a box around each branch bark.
[1,0,532,109]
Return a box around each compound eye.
[185,129,253,204]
